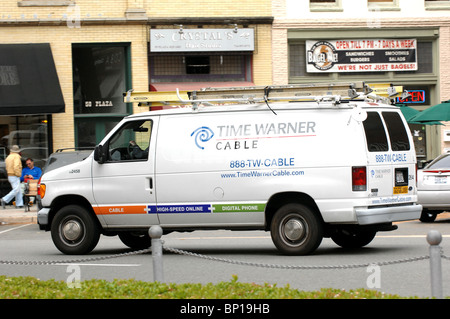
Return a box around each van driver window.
[107,120,152,162]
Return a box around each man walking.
[1,145,24,208]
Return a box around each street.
[1,215,450,298]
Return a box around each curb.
[0,207,38,224]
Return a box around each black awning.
[0,43,65,116]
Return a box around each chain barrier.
[0,245,438,269]
[0,241,449,270]
[0,247,152,266]
[163,246,432,270]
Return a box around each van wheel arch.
[265,192,323,231]
[47,195,101,232]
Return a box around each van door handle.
[146,177,153,195]
[148,177,153,189]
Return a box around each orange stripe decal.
[94,205,148,215]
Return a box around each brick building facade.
[0,0,272,169]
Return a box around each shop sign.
[306,39,417,73]
[150,28,254,52]
[396,90,426,104]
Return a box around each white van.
[37,82,422,255]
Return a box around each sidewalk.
[0,204,38,224]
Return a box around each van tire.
[51,205,100,255]
[331,229,376,249]
[119,232,152,249]
[270,203,323,255]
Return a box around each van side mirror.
[94,144,106,164]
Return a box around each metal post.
[149,225,164,282]
[427,230,443,299]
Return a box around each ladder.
[123,81,403,109]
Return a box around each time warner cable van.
[37,82,422,255]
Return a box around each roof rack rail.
[123,81,404,110]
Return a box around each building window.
[0,115,50,198]
[425,0,450,10]
[186,56,210,75]
[72,43,131,148]
[399,42,433,74]
[150,54,252,83]
[368,0,400,11]
[310,0,342,11]
[18,1,75,6]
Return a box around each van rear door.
[363,109,415,205]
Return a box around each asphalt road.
[1,214,450,298]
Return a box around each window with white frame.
[18,1,74,6]
[310,0,342,12]
[425,0,450,10]
[368,0,400,11]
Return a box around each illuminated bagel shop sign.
[306,39,417,73]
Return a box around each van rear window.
[363,112,388,152]
[382,112,410,151]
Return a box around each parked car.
[36,148,93,210]
[417,152,450,222]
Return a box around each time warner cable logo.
[191,127,214,149]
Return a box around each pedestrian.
[21,158,42,182]
[1,145,24,208]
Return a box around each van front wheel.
[51,205,100,255]
[270,203,323,255]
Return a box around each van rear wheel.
[51,205,100,255]
[270,203,323,255]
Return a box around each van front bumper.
[37,208,50,226]
[355,204,422,225]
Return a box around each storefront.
[287,28,440,161]
[147,21,271,103]
[0,43,65,196]
[72,43,132,148]
[0,43,64,162]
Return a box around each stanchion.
[427,230,443,299]
[149,225,164,282]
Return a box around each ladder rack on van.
[123,81,403,110]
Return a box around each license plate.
[396,171,405,184]
[435,176,447,184]
[393,186,408,194]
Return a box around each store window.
[72,43,131,148]
[0,115,49,197]
[150,53,252,84]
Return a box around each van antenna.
[264,86,277,115]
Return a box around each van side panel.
[155,109,367,227]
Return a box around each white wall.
[285,0,450,20]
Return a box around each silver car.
[417,152,450,222]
